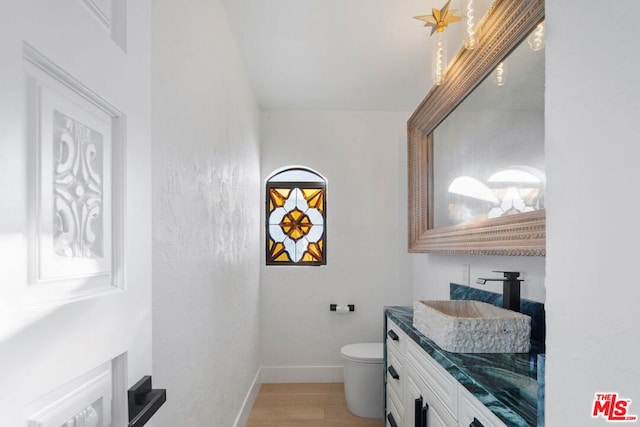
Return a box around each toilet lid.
[340,343,383,363]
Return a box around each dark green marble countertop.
[385,306,542,427]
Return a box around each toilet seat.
[340,343,383,363]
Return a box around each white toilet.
[340,342,384,419]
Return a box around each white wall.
[151,0,261,425]
[260,111,412,381]
[411,254,545,302]
[546,0,640,424]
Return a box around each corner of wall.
[233,368,262,427]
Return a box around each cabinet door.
[407,339,459,416]
[405,361,457,427]
[458,385,507,427]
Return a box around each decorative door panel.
[26,356,126,427]
[78,0,128,50]
[0,0,152,425]
[24,45,125,306]
[81,0,115,27]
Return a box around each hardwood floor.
[246,383,383,426]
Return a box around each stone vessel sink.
[413,300,531,353]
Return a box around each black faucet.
[476,271,523,312]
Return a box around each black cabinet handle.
[387,329,399,341]
[470,417,485,427]
[387,412,398,427]
[414,396,428,427]
[414,396,423,427]
[421,402,429,427]
[387,365,399,380]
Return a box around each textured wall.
[545,0,640,424]
[260,111,413,379]
[151,0,261,425]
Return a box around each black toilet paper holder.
[329,304,355,312]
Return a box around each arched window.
[266,166,326,265]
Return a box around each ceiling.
[221,0,474,111]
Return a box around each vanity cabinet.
[386,318,507,427]
[404,360,457,427]
[385,319,405,427]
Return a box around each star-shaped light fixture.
[414,0,462,36]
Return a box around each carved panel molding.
[24,43,125,305]
[26,355,128,427]
[53,110,105,259]
[78,0,127,50]
[26,362,113,427]
[81,0,114,28]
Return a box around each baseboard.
[233,368,261,427]
[260,365,344,383]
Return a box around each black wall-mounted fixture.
[476,271,523,312]
[128,376,167,427]
[329,304,355,312]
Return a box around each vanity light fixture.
[528,22,545,51]
[463,0,479,50]
[492,61,507,86]
[414,0,461,85]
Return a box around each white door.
[0,0,152,425]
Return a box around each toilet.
[340,342,384,419]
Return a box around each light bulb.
[464,0,478,50]
[528,22,545,51]
[492,61,507,86]
[432,31,447,85]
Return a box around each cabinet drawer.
[386,345,403,400]
[458,385,507,427]
[406,338,458,418]
[386,319,406,354]
[386,379,404,425]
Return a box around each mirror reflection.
[432,23,545,228]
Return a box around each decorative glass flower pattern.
[266,168,326,265]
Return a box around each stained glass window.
[266,167,326,265]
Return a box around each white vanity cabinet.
[458,386,507,427]
[385,319,406,427]
[404,337,458,427]
[385,318,507,427]
[404,360,457,427]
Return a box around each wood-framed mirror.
[408,0,545,255]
